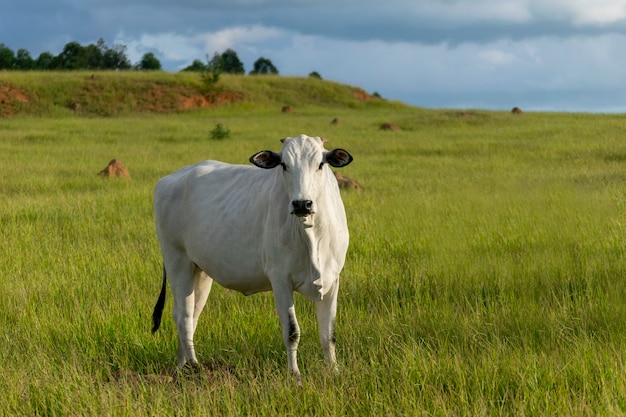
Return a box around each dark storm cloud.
[5,0,626,55]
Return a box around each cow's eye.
[281,163,287,171]
[318,162,325,170]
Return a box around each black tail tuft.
[151,266,167,333]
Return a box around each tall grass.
[1,101,626,415]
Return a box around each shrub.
[210,123,230,140]
[200,53,223,97]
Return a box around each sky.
[2,0,626,112]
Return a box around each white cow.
[151,134,353,378]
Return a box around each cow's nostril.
[292,200,314,216]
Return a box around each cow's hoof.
[181,361,202,374]
[290,371,303,386]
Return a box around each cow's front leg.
[272,289,301,379]
[316,280,339,374]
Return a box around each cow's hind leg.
[192,267,213,333]
[316,280,339,373]
[272,289,301,378]
[167,256,201,368]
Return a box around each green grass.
[1,75,626,415]
[0,71,393,116]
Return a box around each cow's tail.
[151,266,167,333]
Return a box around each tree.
[182,59,207,72]
[309,71,322,80]
[14,48,35,70]
[56,41,87,69]
[220,49,244,74]
[207,53,223,74]
[96,38,107,56]
[83,43,103,69]
[102,44,131,70]
[0,43,15,69]
[35,52,55,70]
[249,57,279,75]
[137,52,161,70]
[0,40,133,71]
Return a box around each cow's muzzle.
[291,200,314,217]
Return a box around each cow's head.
[249,134,353,226]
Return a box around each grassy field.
[1,73,626,415]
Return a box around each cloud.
[197,25,283,55]
[114,25,284,69]
[112,24,626,99]
[116,33,197,62]
[77,0,626,30]
[6,0,626,53]
[532,0,626,25]
[417,0,533,23]
[478,49,518,68]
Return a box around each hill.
[0,71,404,117]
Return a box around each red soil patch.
[352,89,373,102]
[0,84,29,116]
[179,94,211,110]
[154,87,243,112]
[72,82,244,115]
[0,85,28,102]
[208,91,244,107]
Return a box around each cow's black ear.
[325,148,353,168]
[250,150,282,169]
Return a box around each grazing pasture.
[1,90,626,414]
